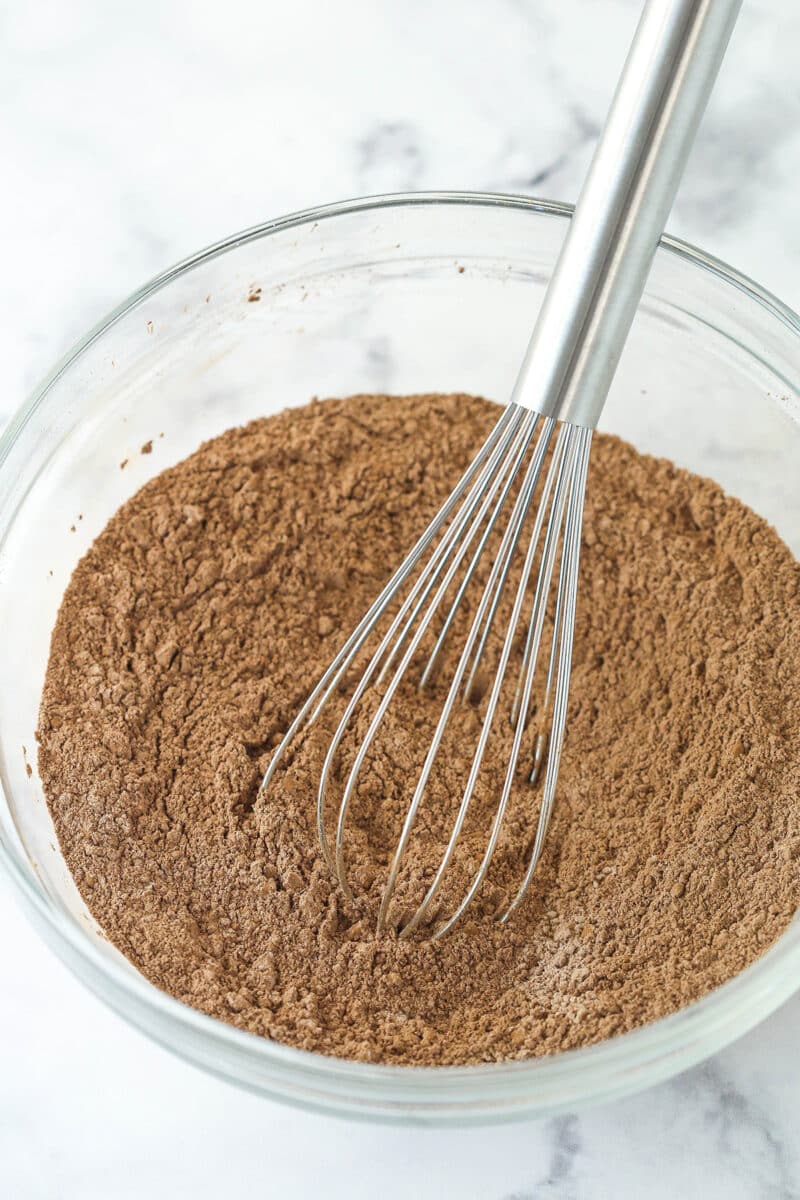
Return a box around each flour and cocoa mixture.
[37,394,800,1065]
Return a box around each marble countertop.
[2,0,799,1196]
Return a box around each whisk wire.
[418,411,542,689]
[378,414,556,933]
[326,407,534,894]
[384,408,535,689]
[413,423,580,941]
[525,451,576,785]
[501,426,592,921]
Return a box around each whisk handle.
[512,0,742,429]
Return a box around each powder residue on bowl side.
[36,394,800,1065]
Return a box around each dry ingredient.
[37,393,800,1066]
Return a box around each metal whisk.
[262,0,741,937]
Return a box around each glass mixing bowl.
[1,193,799,1126]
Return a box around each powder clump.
[37,394,800,1065]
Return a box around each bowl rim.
[2,189,800,1121]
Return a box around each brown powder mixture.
[37,393,800,1065]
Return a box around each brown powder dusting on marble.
[37,394,800,1065]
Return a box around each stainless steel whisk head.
[262,404,592,938]
[260,0,740,938]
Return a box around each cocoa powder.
[37,393,800,1065]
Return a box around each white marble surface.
[2,0,800,1195]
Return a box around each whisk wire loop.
[261,403,595,936]
[423,424,583,940]
[393,419,568,937]
[330,409,539,898]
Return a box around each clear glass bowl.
[1,193,799,1126]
